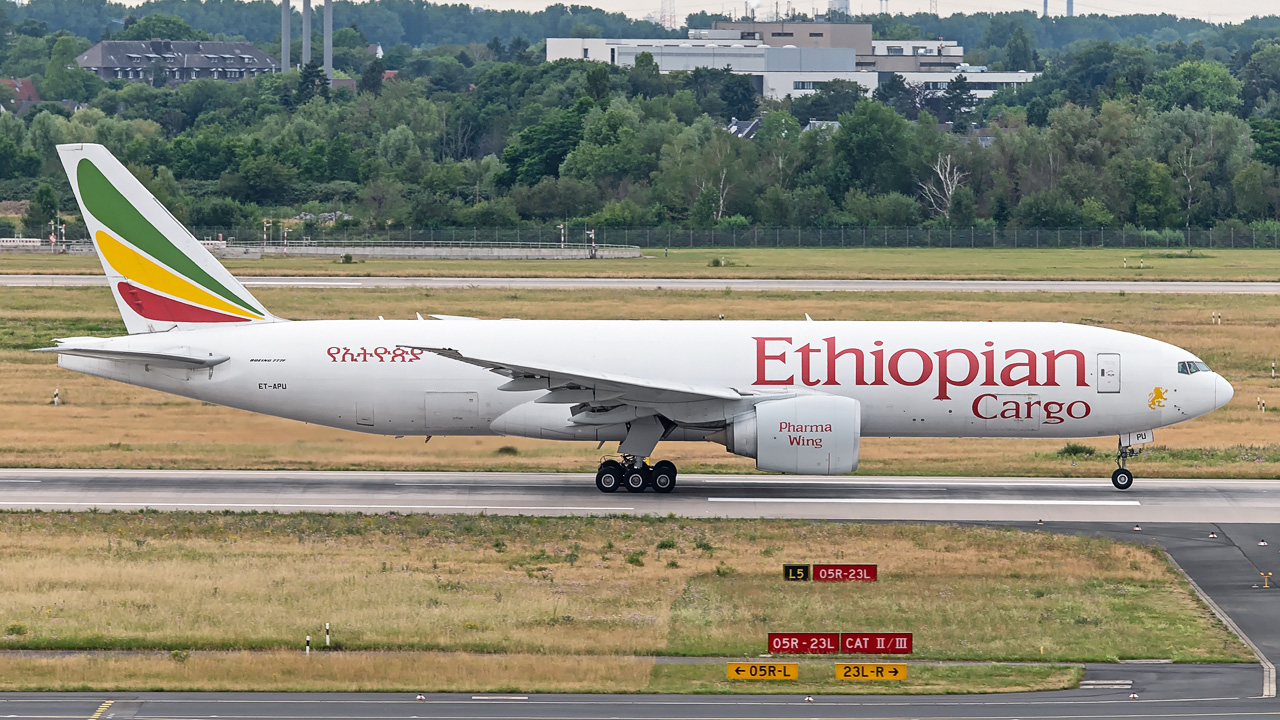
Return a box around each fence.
[57,225,1280,250]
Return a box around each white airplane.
[40,144,1233,494]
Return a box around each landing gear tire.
[596,460,623,493]
[1111,467,1134,490]
[624,464,651,493]
[652,461,678,494]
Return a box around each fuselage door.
[425,391,480,431]
[356,402,375,427]
[1097,353,1121,393]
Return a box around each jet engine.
[712,395,861,474]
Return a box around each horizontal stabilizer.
[36,340,229,368]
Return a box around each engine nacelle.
[715,395,861,474]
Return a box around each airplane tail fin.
[57,143,280,334]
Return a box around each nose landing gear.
[595,456,678,494]
[1112,440,1142,490]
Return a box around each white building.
[546,26,1037,101]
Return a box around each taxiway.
[7,274,1280,293]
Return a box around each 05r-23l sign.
[783,564,877,582]
[769,632,913,654]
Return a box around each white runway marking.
[0,480,39,483]
[709,497,1142,506]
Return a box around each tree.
[1253,118,1280,167]
[685,11,730,28]
[1003,26,1036,72]
[627,52,667,98]
[719,74,757,122]
[940,75,976,129]
[872,73,932,120]
[23,182,58,237]
[585,63,611,102]
[1142,60,1243,114]
[42,36,102,101]
[497,99,591,187]
[114,14,210,41]
[918,153,969,218]
[294,61,330,106]
[1232,162,1274,220]
[359,57,385,95]
[1240,43,1280,116]
[831,101,915,197]
[791,79,865,122]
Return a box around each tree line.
[1,4,1280,237]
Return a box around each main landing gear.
[1112,440,1142,490]
[595,456,678,494]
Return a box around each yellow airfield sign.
[726,662,799,680]
[836,663,908,681]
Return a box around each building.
[0,78,41,115]
[547,25,1037,101]
[76,40,279,84]
[548,33,860,99]
[708,20,872,50]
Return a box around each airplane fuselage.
[58,319,1228,443]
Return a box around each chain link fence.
[46,225,1280,250]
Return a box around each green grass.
[7,247,1280,281]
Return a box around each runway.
[8,274,1280,293]
[3,469,1280,523]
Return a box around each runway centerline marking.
[708,498,1142,506]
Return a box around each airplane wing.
[35,339,229,369]
[402,345,743,405]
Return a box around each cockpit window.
[1178,360,1212,374]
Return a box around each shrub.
[1057,442,1096,458]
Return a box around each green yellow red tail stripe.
[76,158,265,318]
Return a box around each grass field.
[1,286,1278,477]
[0,513,1249,666]
[5,247,1280,281]
[0,652,1080,694]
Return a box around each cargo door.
[1097,353,1121,393]
[425,392,480,431]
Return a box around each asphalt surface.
[0,665,1267,720]
[8,274,1280,293]
[3,469,1280,523]
[1,474,1276,716]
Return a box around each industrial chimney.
[280,0,290,70]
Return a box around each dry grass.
[1,286,1278,476]
[6,247,1280,281]
[0,514,1250,663]
[0,651,653,692]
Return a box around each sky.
[474,0,1276,26]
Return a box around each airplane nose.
[1216,374,1234,409]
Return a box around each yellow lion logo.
[1148,387,1168,409]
